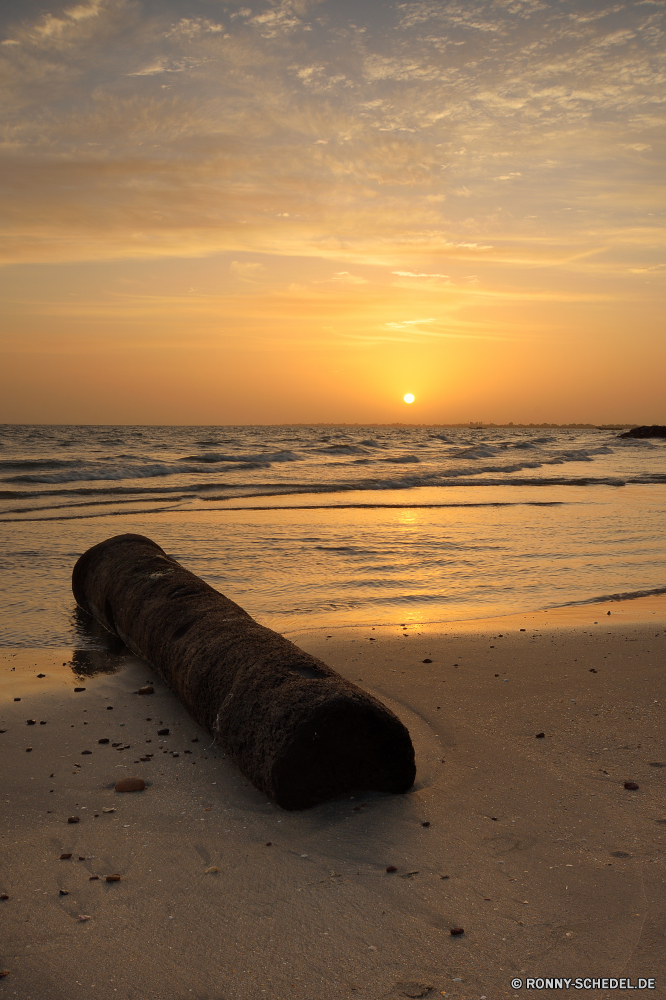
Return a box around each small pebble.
[81,750,92,755]
[77,914,92,922]
[105,874,121,882]
[40,721,46,725]
[191,737,199,743]
[37,673,45,678]
[385,865,398,873]
[89,876,99,880]
[25,747,32,752]
[536,732,545,739]
[13,698,20,702]
[205,866,219,873]
[106,706,113,710]
[589,668,597,673]
[266,842,272,847]
[68,816,80,824]
[157,728,170,736]
[172,752,180,758]
[78,856,85,861]
[422,821,430,827]
[102,807,115,813]
[422,658,432,663]
[0,970,10,979]
[450,927,464,936]
[98,738,109,744]
[137,686,154,695]
[0,894,9,900]
[26,719,36,726]
[624,781,640,791]
[59,889,69,896]
[74,687,86,693]
[60,853,72,860]
[115,777,145,793]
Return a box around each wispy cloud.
[0,0,662,278]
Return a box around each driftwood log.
[72,534,415,809]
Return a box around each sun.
[403,393,415,404]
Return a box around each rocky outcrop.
[619,425,666,439]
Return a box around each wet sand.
[1,597,665,1000]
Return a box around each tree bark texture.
[72,534,416,809]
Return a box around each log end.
[266,696,416,810]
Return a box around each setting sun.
[403,394,415,404]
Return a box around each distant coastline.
[286,422,637,429]
[0,421,642,429]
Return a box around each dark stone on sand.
[536,732,545,738]
[25,747,32,752]
[37,673,45,678]
[74,687,86,692]
[105,874,121,882]
[81,750,92,755]
[450,927,465,936]
[157,728,170,736]
[619,425,666,439]
[27,719,36,725]
[98,738,109,744]
[386,865,398,873]
[137,685,154,695]
[624,781,640,790]
[422,821,430,827]
[422,658,432,663]
[60,853,72,860]
[68,816,80,823]
[115,776,145,792]
[0,894,8,900]
[72,533,416,810]
[106,706,113,710]
[59,889,68,896]
[90,875,99,880]
[13,698,20,702]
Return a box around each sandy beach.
[1,596,665,1000]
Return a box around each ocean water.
[1,423,665,648]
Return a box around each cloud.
[392,271,450,278]
[0,0,662,278]
[230,260,264,279]
[331,271,367,284]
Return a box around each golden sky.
[0,0,664,424]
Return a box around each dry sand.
[1,597,665,1000]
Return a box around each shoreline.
[1,595,665,998]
